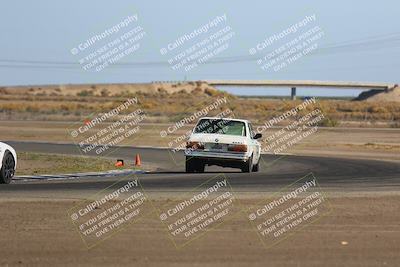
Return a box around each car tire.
[186,157,205,173]
[0,151,15,184]
[252,160,259,172]
[241,155,253,173]
[185,157,196,173]
[196,161,205,173]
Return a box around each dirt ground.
[0,194,399,267]
[1,120,399,266]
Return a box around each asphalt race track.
[2,141,400,193]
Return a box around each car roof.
[198,117,249,123]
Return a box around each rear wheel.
[185,157,205,173]
[252,160,259,172]
[0,151,15,184]
[196,161,205,173]
[185,157,196,173]
[241,155,253,173]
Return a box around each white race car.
[0,142,17,184]
[184,117,262,173]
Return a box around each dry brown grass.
[1,83,400,126]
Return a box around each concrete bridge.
[205,80,397,99]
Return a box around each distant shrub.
[0,89,8,96]
[193,87,203,94]
[142,101,157,109]
[367,106,388,114]
[318,117,339,127]
[26,106,40,113]
[77,90,93,97]
[157,88,168,94]
[100,88,109,97]
[204,88,219,97]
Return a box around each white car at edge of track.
[0,142,17,184]
[184,117,262,173]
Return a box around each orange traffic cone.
[115,159,124,167]
[135,154,141,166]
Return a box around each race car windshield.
[194,119,246,136]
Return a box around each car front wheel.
[0,151,15,184]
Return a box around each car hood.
[188,133,247,144]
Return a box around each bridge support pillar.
[291,87,297,100]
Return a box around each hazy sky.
[1,0,399,96]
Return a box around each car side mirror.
[253,133,262,139]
